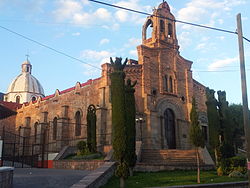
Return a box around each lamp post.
[136,117,145,141]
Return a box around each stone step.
[141,149,203,165]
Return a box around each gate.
[0,127,47,168]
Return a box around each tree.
[205,88,220,165]
[110,57,128,188]
[124,79,137,176]
[227,104,245,153]
[217,91,235,158]
[189,98,205,184]
[87,104,97,153]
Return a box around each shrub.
[77,141,89,155]
[228,171,244,178]
[217,166,223,176]
[220,158,231,175]
[218,156,247,175]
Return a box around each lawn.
[101,170,247,188]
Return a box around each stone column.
[56,106,69,151]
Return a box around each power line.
[89,0,250,42]
[0,25,102,70]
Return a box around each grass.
[101,170,247,188]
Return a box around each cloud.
[80,49,115,76]
[81,49,115,65]
[177,0,246,29]
[72,32,80,36]
[99,38,110,45]
[178,32,191,50]
[208,57,238,71]
[129,50,137,57]
[53,0,112,26]
[114,0,152,24]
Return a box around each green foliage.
[87,104,97,153]
[218,156,247,175]
[219,142,235,159]
[115,162,129,178]
[230,156,246,168]
[110,57,129,179]
[124,79,137,169]
[189,98,205,148]
[205,88,220,149]
[77,141,89,155]
[228,104,245,151]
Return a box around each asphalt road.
[13,168,91,188]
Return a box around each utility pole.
[237,13,250,186]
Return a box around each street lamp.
[136,117,145,141]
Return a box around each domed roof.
[158,1,170,12]
[7,73,44,95]
[7,59,44,96]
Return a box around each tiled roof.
[0,101,22,111]
[41,77,101,101]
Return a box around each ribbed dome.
[4,59,45,103]
[7,73,44,95]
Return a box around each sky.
[0,0,250,104]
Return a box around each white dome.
[4,59,45,103]
[7,73,44,95]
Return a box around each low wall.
[0,167,14,188]
[71,162,116,188]
[53,160,105,171]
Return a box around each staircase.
[135,149,214,171]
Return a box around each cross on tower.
[26,54,29,61]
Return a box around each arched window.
[168,23,173,38]
[34,122,38,143]
[160,20,165,32]
[53,117,57,140]
[169,76,173,93]
[143,19,153,40]
[164,75,168,91]
[32,96,36,102]
[75,111,81,136]
[16,96,20,104]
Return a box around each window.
[164,75,168,91]
[168,23,173,38]
[25,117,31,127]
[75,111,81,136]
[27,67,29,72]
[16,96,20,104]
[160,20,165,32]
[53,117,57,140]
[34,122,38,143]
[32,96,36,102]
[169,76,173,93]
[202,126,208,141]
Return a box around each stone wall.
[53,160,105,170]
[0,115,16,133]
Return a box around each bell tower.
[142,1,178,49]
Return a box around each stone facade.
[0,2,208,153]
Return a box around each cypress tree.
[205,88,220,165]
[189,98,205,184]
[217,91,235,158]
[87,104,97,153]
[124,79,137,176]
[110,57,128,188]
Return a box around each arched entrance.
[164,108,176,149]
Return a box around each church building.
[0,2,208,158]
